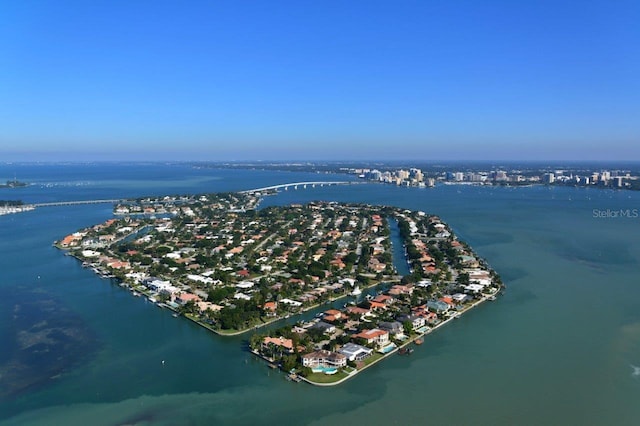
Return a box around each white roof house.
[339,343,373,361]
[464,284,484,293]
[234,292,252,301]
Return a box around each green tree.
[403,321,413,336]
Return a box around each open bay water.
[1,163,639,425]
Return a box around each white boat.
[351,286,362,296]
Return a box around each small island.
[0,179,29,188]
[55,191,503,385]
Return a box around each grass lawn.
[359,352,385,368]
[305,370,350,384]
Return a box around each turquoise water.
[311,367,338,374]
[380,344,397,354]
[1,163,639,425]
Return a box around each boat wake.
[630,364,640,378]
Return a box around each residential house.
[302,350,347,368]
[378,321,404,337]
[312,321,336,334]
[339,343,373,362]
[353,328,390,347]
[396,314,426,330]
[426,300,450,313]
[176,292,201,305]
[371,294,395,305]
[323,309,343,322]
[262,336,295,354]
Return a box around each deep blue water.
[1,163,639,425]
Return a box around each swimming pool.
[311,366,339,374]
[379,343,397,353]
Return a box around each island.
[55,190,503,385]
[0,179,29,188]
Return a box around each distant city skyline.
[1,1,639,162]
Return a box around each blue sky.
[1,0,638,161]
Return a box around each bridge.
[32,199,126,208]
[239,181,356,194]
[27,181,358,208]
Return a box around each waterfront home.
[263,301,278,314]
[176,292,201,305]
[323,309,343,322]
[345,306,371,317]
[339,343,373,362]
[302,350,347,369]
[60,233,84,247]
[280,298,303,307]
[452,293,471,303]
[81,250,101,258]
[353,329,390,347]
[372,294,395,305]
[426,300,451,313]
[312,321,336,335]
[389,284,414,296]
[463,283,484,294]
[106,260,130,270]
[196,301,222,313]
[146,280,179,295]
[378,321,404,337]
[262,336,296,354]
[396,314,426,330]
[466,269,492,285]
[421,311,438,324]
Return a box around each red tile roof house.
[353,328,390,348]
[439,296,455,306]
[302,350,347,369]
[262,336,297,355]
[388,285,414,296]
[107,260,131,270]
[345,306,371,317]
[323,309,343,321]
[176,292,202,305]
[368,300,388,311]
[263,301,278,311]
[372,294,395,305]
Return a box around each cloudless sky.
[1,0,639,161]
